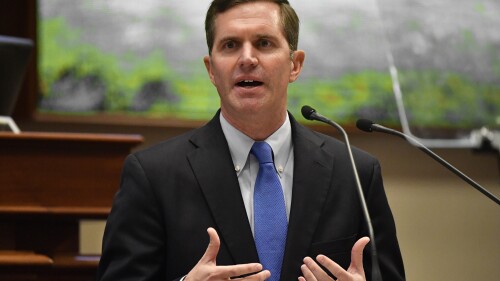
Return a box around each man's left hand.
[298,237,370,281]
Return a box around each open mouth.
[236,80,264,88]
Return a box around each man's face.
[204,1,304,123]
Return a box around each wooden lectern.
[0,132,143,281]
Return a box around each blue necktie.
[251,141,287,281]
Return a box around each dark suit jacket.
[97,112,405,281]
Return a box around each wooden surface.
[0,131,142,210]
[0,131,142,280]
[0,251,53,266]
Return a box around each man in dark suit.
[97,1,405,281]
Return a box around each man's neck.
[221,110,287,141]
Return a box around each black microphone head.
[356,119,374,132]
[301,105,316,120]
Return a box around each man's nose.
[238,43,258,68]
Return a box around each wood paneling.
[0,132,142,280]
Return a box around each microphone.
[301,105,383,281]
[356,119,500,205]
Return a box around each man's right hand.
[185,227,271,281]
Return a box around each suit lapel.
[187,113,259,265]
[281,116,336,281]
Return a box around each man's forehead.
[214,2,280,23]
[212,2,284,39]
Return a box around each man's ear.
[204,55,216,85]
[289,50,305,83]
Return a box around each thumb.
[350,237,370,272]
[199,227,221,263]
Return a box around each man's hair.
[205,0,300,55]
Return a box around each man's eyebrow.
[217,36,238,42]
[217,33,278,42]
[254,33,279,40]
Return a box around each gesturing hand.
[298,237,370,281]
[185,227,271,281]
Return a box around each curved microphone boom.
[356,119,500,205]
[301,106,383,281]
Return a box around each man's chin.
[222,103,265,119]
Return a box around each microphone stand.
[302,106,383,281]
[359,120,500,206]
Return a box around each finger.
[199,227,220,263]
[350,237,370,272]
[316,237,370,279]
[315,255,344,280]
[300,262,317,281]
[237,269,270,281]
[303,256,331,281]
[224,264,265,279]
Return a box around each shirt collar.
[220,113,293,175]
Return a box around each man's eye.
[224,41,236,49]
[259,40,271,48]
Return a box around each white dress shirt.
[220,113,294,235]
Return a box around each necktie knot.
[251,141,274,164]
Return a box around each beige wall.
[351,132,499,281]
[21,121,500,281]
